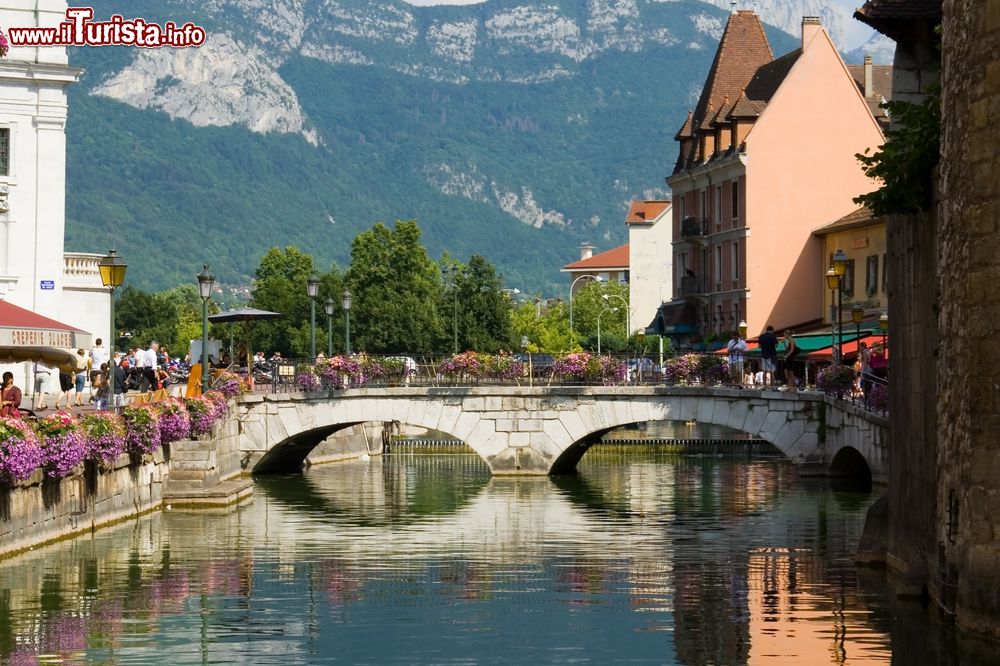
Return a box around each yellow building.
[812,207,887,326]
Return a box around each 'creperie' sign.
[0,328,75,348]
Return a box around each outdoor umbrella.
[0,299,92,372]
[206,308,283,384]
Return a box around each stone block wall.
[0,450,167,559]
[937,0,1000,638]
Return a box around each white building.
[0,1,109,351]
[561,200,673,336]
[625,200,672,333]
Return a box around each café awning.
[0,300,92,371]
[807,333,889,361]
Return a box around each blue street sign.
[40,280,55,290]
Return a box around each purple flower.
[0,417,44,484]
[80,412,126,466]
[123,405,161,455]
[40,430,89,479]
[159,411,190,442]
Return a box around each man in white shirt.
[90,338,110,387]
[140,341,159,392]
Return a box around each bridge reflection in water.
[0,453,990,664]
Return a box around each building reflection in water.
[0,452,973,664]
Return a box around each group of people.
[28,339,114,412]
[1,338,184,418]
[725,324,888,399]
[726,325,799,389]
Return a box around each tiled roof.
[728,92,767,119]
[743,49,801,104]
[812,206,883,234]
[674,111,694,140]
[855,0,942,38]
[562,244,629,271]
[689,10,773,143]
[856,0,942,21]
[846,63,893,100]
[625,200,671,225]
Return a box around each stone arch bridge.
[236,386,888,481]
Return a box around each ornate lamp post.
[307,274,320,359]
[832,249,848,364]
[98,249,127,410]
[196,264,215,393]
[852,305,864,353]
[825,267,841,363]
[569,274,602,336]
[879,312,888,350]
[597,307,617,355]
[324,297,335,357]
[342,289,352,355]
[738,319,748,340]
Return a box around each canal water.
[0,450,994,664]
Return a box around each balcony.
[63,252,106,289]
[680,216,709,245]
[680,275,708,297]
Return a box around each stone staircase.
[163,439,252,507]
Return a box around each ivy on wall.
[854,83,941,216]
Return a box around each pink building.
[662,11,888,343]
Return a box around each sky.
[402,0,876,49]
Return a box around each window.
[714,186,722,223]
[731,179,739,219]
[841,259,855,298]
[621,270,630,284]
[866,255,878,296]
[882,252,887,293]
[714,245,722,285]
[716,304,723,332]
[679,196,685,220]
[677,252,688,292]
[731,241,739,281]
[0,128,9,177]
[700,190,706,218]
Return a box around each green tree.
[248,246,319,357]
[511,299,578,354]
[345,220,444,354]
[114,286,180,354]
[444,254,515,353]
[570,281,628,348]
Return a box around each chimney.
[580,243,594,261]
[864,54,874,98]
[801,16,822,50]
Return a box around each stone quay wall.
[0,450,169,560]
[937,0,1000,639]
[0,400,249,560]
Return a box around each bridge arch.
[237,388,887,480]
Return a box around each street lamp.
[342,289,352,355]
[851,305,864,353]
[601,292,630,342]
[569,274,603,335]
[196,264,215,393]
[738,319,748,339]
[98,249,127,410]
[825,267,841,363]
[879,312,888,350]
[307,274,320,359]
[449,266,461,354]
[832,249,848,364]
[597,307,617,355]
[324,297,335,357]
